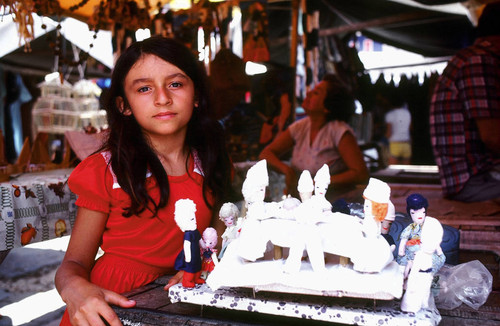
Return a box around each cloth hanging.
[4,71,32,163]
[0,67,6,133]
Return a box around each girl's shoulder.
[69,151,115,191]
[73,151,111,174]
[68,151,116,212]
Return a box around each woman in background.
[259,74,368,199]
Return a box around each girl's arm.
[332,132,369,186]
[55,207,135,326]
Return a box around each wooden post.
[339,256,350,267]
[290,0,299,69]
[289,0,300,122]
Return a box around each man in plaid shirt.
[430,2,500,202]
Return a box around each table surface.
[114,275,500,326]
[370,165,441,185]
[0,168,76,252]
[113,178,500,326]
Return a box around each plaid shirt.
[430,36,500,197]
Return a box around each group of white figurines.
[173,159,446,313]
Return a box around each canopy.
[323,0,476,57]
[0,0,492,77]
[265,0,480,64]
[0,14,113,79]
[49,0,479,58]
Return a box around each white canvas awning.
[0,13,113,74]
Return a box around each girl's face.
[120,54,196,143]
[410,207,426,224]
[302,81,328,114]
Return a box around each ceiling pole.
[301,0,309,92]
[312,9,319,87]
[318,11,439,37]
[304,0,319,90]
[290,0,299,68]
[290,0,300,117]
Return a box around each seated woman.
[259,74,368,200]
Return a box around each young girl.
[55,36,232,326]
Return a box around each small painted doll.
[199,227,218,279]
[218,202,240,259]
[397,193,445,278]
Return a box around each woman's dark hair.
[322,74,355,123]
[102,36,232,217]
[406,193,428,216]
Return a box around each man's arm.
[476,117,500,156]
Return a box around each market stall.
[0,0,481,164]
[0,1,499,325]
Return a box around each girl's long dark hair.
[102,36,232,217]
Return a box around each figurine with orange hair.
[362,178,391,238]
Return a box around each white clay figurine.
[312,164,333,213]
[397,193,445,279]
[401,214,444,313]
[173,199,205,287]
[238,160,279,261]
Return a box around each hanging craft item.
[1,0,36,51]
[89,0,152,59]
[242,1,269,62]
[152,2,174,38]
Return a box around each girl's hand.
[164,271,184,290]
[64,280,135,326]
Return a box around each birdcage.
[32,78,107,136]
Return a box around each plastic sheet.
[434,260,492,310]
[348,202,364,218]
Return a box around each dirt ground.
[0,238,68,326]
